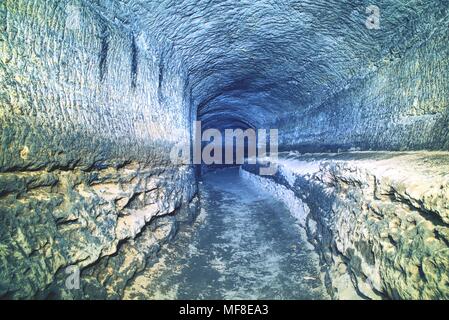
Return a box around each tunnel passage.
[0,0,448,300]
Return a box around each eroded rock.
[242,152,449,300]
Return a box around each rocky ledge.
[241,152,449,300]
[0,162,199,299]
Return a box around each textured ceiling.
[89,0,448,129]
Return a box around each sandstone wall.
[0,0,197,299]
[278,25,449,152]
[242,153,449,299]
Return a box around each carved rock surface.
[242,152,449,300]
[1,0,448,299]
[0,0,197,299]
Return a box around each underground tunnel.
[0,0,448,300]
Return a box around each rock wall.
[242,152,449,300]
[278,20,449,152]
[0,0,198,299]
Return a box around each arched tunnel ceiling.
[91,0,447,130]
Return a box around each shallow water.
[125,168,329,300]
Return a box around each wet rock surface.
[242,152,449,299]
